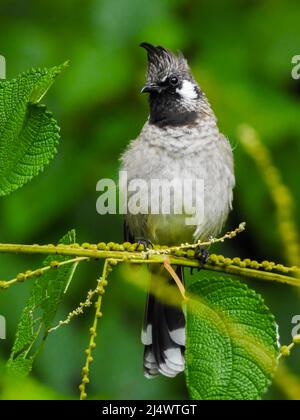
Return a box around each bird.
[120,43,235,378]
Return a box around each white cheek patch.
[176,79,198,100]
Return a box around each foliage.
[7,230,77,376]
[185,278,278,400]
[0,230,287,400]
[0,0,300,400]
[0,65,293,397]
[0,64,66,196]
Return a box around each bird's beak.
[141,83,161,94]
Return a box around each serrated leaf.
[7,229,78,376]
[0,63,67,196]
[185,277,279,400]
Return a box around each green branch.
[0,241,299,289]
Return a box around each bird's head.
[140,42,202,127]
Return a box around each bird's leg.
[163,257,186,301]
[136,238,153,251]
[190,247,210,275]
[195,246,210,265]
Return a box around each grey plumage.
[120,43,235,378]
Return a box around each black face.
[147,76,199,128]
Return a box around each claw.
[195,247,210,265]
[137,238,153,252]
[190,247,209,275]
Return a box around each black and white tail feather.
[124,222,185,378]
[142,267,185,378]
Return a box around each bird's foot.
[136,238,153,252]
[195,247,210,265]
[190,247,210,275]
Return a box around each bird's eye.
[169,76,179,86]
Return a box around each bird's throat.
[149,109,198,127]
[148,92,199,127]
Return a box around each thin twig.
[79,259,114,400]
[0,256,88,289]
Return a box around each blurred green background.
[0,0,299,400]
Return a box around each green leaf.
[7,229,78,376]
[0,63,68,196]
[185,277,279,400]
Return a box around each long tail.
[141,266,185,378]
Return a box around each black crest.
[140,42,191,83]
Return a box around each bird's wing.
[219,133,236,192]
